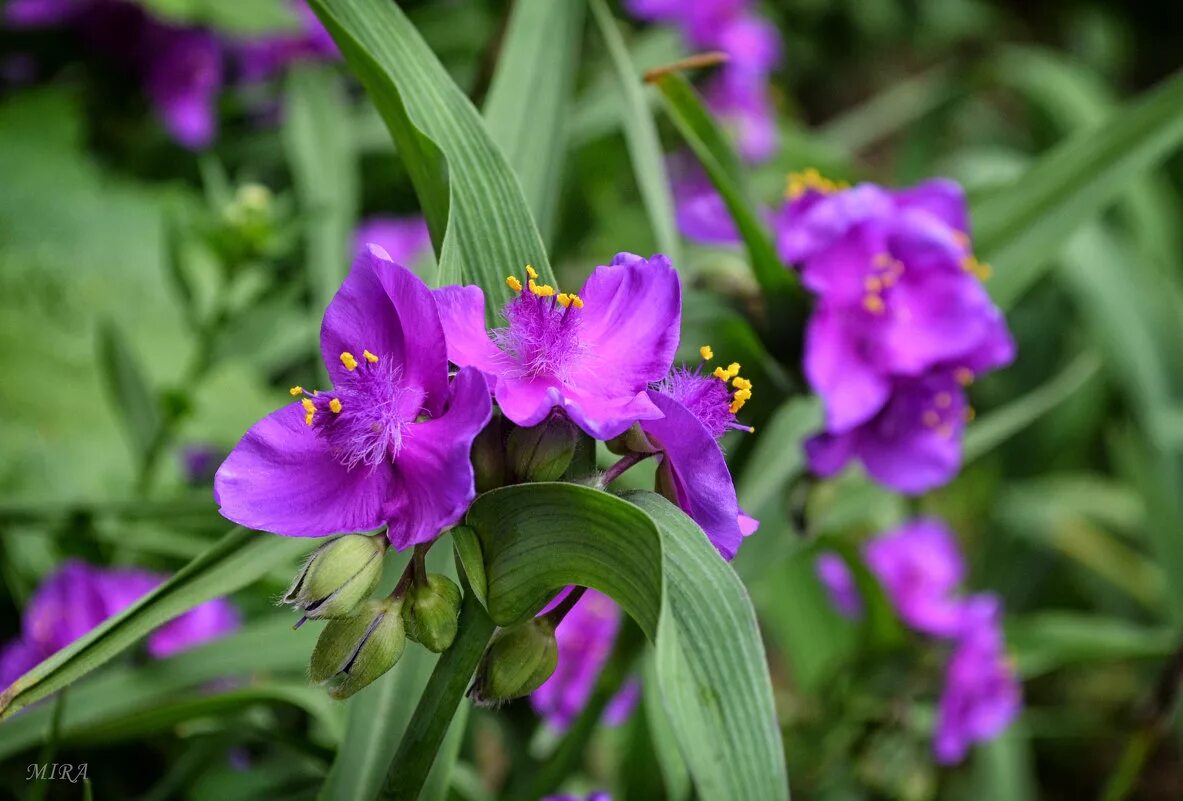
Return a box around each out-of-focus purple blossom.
[543,794,612,801]
[815,552,862,619]
[235,1,337,83]
[703,71,778,163]
[215,245,492,550]
[354,216,433,267]
[3,0,82,27]
[141,24,223,149]
[531,589,639,730]
[181,443,224,484]
[0,561,240,691]
[668,152,740,246]
[777,176,1015,493]
[934,594,1021,763]
[433,253,681,441]
[863,519,966,638]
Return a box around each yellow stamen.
[729,399,746,414]
[304,412,314,426]
[570,295,584,309]
[872,252,893,268]
[713,366,730,381]
[961,255,993,281]
[734,389,752,402]
[785,168,848,199]
[340,352,358,371]
[954,367,974,386]
[965,406,976,422]
[363,349,379,364]
[937,423,953,438]
[862,294,886,314]
[289,386,303,396]
[506,275,523,292]
[525,264,538,280]
[732,376,752,391]
[699,345,714,361]
[923,410,940,427]
[864,276,883,293]
[726,362,741,378]
[953,231,970,247]
[329,398,343,414]
[935,392,952,409]
[881,271,898,288]
[301,398,316,426]
[557,293,572,308]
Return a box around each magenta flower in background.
[668,152,741,246]
[432,253,681,441]
[532,589,639,730]
[543,794,611,801]
[638,357,757,559]
[934,594,1021,764]
[0,560,239,691]
[863,519,967,638]
[778,176,1014,493]
[141,24,223,149]
[815,553,862,619]
[235,0,337,82]
[2,0,82,27]
[215,245,492,549]
[353,215,432,267]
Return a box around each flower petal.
[804,430,856,478]
[432,284,507,374]
[386,367,492,550]
[562,387,662,441]
[893,179,970,234]
[148,597,241,659]
[214,402,398,536]
[804,306,891,432]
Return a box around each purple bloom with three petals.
[863,519,967,638]
[433,253,681,441]
[815,552,862,619]
[934,595,1021,764]
[777,176,1015,493]
[215,245,492,550]
[353,215,432,268]
[531,589,639,730]
[638,355,757,559]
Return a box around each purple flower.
[863,519,966,638]
[353,216,432,267]
[531,589,640,730]
[22,561,111,654]
[638,355,756,560]
[141,24,223,150]
[432,253,681,441]
[3,0,82,26]
[235,1,337,83]
[544,794,611,801]
[778,177,1014,493]
[181,443,223,483]
[934,595,1021,763]
[669,152,741,246]
[0,639,45,690]
[703,71,778,163]
[215,245,492,549]
[815,552,862,619]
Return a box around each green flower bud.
[507,415,577,482]
[470,619,557,706]
[284,533,387,620]
[471,414,509,493]
[402,574,462,653]
[310,598,406,699]
[605,422,656,456]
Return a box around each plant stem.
[599,451,652,488]
[30,688,68,801]
[376,587,495,801]
[412,542,430,586]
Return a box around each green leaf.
[465,483,788,801]
[1007,613,1176,678]
[308,0,556,306]
[129,0,298,34]
[96,320,162,464]
[482,0,584,246]
[0,528,309,719]
[650,73,794,299]
[975,68,1183,308]
[283,65,358,316]
[589,0,681,262]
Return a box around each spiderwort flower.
[633,346,756,559]
[815,552,862,619]
[235,0,337,83]
[215,245,492,549]
[432,253,681,441]
[863,519,967,638]
[141,23,223,149]
[531,589,640,730]
[934,595,1021,764]
[352,215,432,267]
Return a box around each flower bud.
[402,573,462,653]
[471,414,509,493]
[310,598,406,699]
[507,415,577,482]
[470,619,557,706]
[605,422,657,456]
[284,533,387,620]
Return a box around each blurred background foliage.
[1,0,1181,799]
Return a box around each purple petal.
[23,561,110,654]
[148,597,241,659]
[143,28,223,150]
[494,376,565,431]
[432,284,508,375]
[386,367,491,550]
[893,179,970,235]
[864,519,966,637]
[353,215,432,267]
[642,391,745,560]
[778,184,893,264]
[560,387,663,442]
[804,430,856,478]
[857,384,965,495]
[815,553,862,619]
[805,306,891,432]
[0,639,45,690]
[214,402,398,536]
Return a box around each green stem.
[376,587,495,801]
[29,688,68,801]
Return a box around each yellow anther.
[953,231,970,247]
[340,352,358,371]
[937,423,954,438]
[872,252,893,268]
[304,412,314,426]
[506,275,523,292]
[289,386,303,396]
[881,271,898,288]
[525,264,538,280]
[363,349,379,363]
[729,399,746,414]
[733,377,752,391]
[935,392,952,409]
[786,168,845,199]
[864,276,883,293]
[954,367,974,386]
[961,255,993,281]
[570,295,584,309]
[965,406,976,422]
[302,398,316,418]
[329,398,343,414]
[862,294,886,314]
[713,366,730,381]
[699,345,714,361]
[923,410,940,428]
[557,293,572,308]
[538,284,556,297]
[726,362,741,378]
[734,389,752,402]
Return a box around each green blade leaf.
[308,0,556,305]
[975,68,1183,308]
[589,0,681,262]
[482,0,584,246]
[465,483,788,801]
[96,320,162,464]
[0,528,308,719]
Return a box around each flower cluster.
[817,520,1021,763]
[625,0,782,162]
[4,0,334,149]
[0,560,239,690]
[777,174,1015,493]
